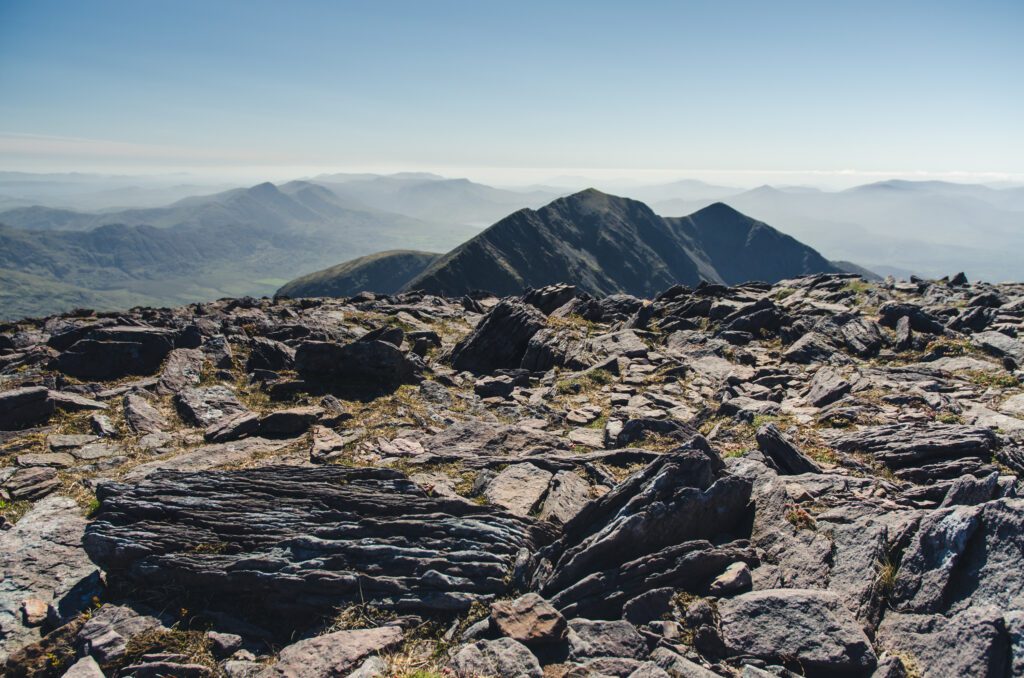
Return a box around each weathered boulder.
[294,339,421,389]
[54,326,176,379]
[490,593,567,645]
[123,392,169,434]
[0,387,53,431]
[891,498,1024,615]
[876,606,1010,678]
[449,300,546,373]
[156,348,205,395]
[972,331,1024,368]
[246,337,296,373]
[715,589,877,676]
[484,463,553,517]
[449,637,543,678]
[174,386,250,428]
[84,466,555,633]
[567,618,647,660]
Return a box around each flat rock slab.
[832,423,996,469]
[271,626,403,678]
[716,589,877,676]
[485,463,553,516]
[0,496,99,663]
[122,436,292,480]
[174,386,250,428]
[84,466,555,633]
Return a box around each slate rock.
[449,300,546,373]
[0,497,99,662]
[484,463,553,517]
[76,604,163,664]
[174,386,250,428]
[567,618,647,660]
[2,467,60,501]
[783,332,836,364]
[715,589,877,676]
[756,423,822,475]
[62,655,105,678]
[878,303,946,335]
[84,466,555,633]
[123,393,169,435]
[0,387,54,431]
[294,339,421,389]
[54,326,176,379]
[257,406,321,437]
[156,348,205,395]
[246,337,296,372]
[833,423,996,470]
[539,470,592,525]
[805,367,852,407]
[204,411,260,443]
[540,447,754,618]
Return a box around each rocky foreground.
[1,273,1024,677]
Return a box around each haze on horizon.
[1,0,1022,189]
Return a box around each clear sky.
[1,0,1021,186]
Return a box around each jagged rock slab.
[537,445,753,617]
[449,299,546,373]
[84,466,555,633]
[832,423,996,469]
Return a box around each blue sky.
[0,0,1021,185]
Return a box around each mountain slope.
[277,250,441,298]
[0,181,478,319]
[404,190,842,297]
[667,202,841,284]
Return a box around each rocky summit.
[2,272,1024,678]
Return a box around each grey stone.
[449,637,543,678]
[716,589,877,675]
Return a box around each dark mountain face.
[277,250,441,299]
[668,202,842,285]
[403,190,841,297]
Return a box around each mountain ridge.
[279,189,849,300]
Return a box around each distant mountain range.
[2,171,1022,319]
[647,180,1024,281]
[0,181,477,319]
[278,189,853,299]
